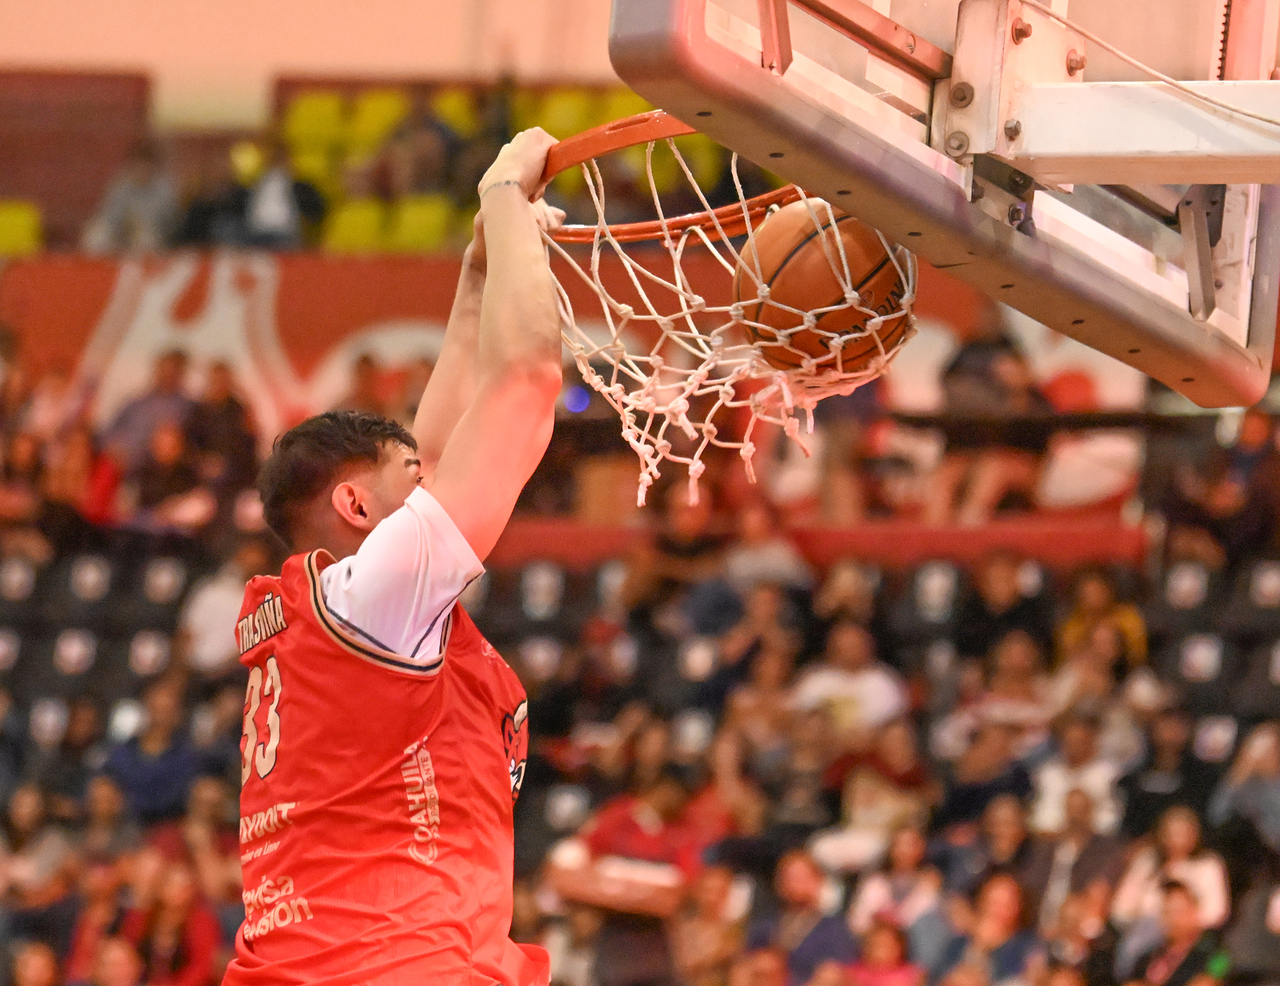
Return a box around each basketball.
[732,199,908,372]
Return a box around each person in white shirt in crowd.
[1029,709,1121,836]
[176,537,274,685]
[789,619,908,748]
[722,500,813,596]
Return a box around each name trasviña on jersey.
[238,593,288,655]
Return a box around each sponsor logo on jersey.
[502,700,529,801]
[241,874,313,942]
[401,737,441,866]
[237,593,288,654]
[240,800,297,846]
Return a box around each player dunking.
[223,129,563,986]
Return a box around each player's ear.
[331,481,375,533]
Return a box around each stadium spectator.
[65,860,129,984]
[4,783,79,957]
[240,142,325,249]
[1209,722,1280,854]
[1112,806,1230,979]
[86,937,144,986]
[120,861,221,986]
[334,353,389,417]
[1056,568,1148,671]
[145,776,241,939]
[841,918,926,986]
[847,825,947,970]
[29,695,108,821]
[954,552,1053,661]
[1118,708,1217,841]
[672,865,746,986]
[923,319,1055,527]
[176,537,272,686]
[1126,880,1229,986]
[1030,710,1122,836]
[78,775,142,862]
[931,727,1032,834]
[933,872,1044,986]
[790,620,907,748]
[574,763,700,986]
[810,720,934,875]
[745,850,858,986]
[122,420,213,534]
[185,363,257,504]
[935,791,1041,903]
[101,351,194,476]
[1024,788,1124,935]
[81,141,179,254]
[1164,450,1275,572]
[11,941,60,986]
[104,680,203,825]
[723,501,813,597]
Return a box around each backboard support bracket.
[609,0,1279,406]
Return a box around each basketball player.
[223,128,563,986]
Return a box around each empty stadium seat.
[1219,558,1280,644]
[38,555,118,630]
[0,200,42,256]
[346,88,411,160]
[107,555,189,635]
[14,630,102,704]
[888,561,963,645]
[1231,639,1280,727]
[283,91,346,153]
[322,198,388,254]
[1144,560,1223,644]
[0,556,46,630]
[386,194,455,252]
[430,87,481,139]
[1153,632,1240,715]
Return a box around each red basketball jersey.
[223,550,548,986]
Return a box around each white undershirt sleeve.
[318,486,484,667]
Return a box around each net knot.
[802,311,818,329]
[688,295,706,313]
[729,302,746,321]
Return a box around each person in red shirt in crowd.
[223,127,566,986]
[569,764,702,986]
[121,862,221,986]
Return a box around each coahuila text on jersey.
[402,738,441,866]
[237,593,288,654]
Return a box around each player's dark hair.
[258,411,416,550]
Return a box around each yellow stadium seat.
[283,91,346,153]
[430,87,480,139]
[290,148,340,201]
[386,194,456,253]
[598,88,653,127]
[504,89,532,136]
[535,87,599,140]
[347,88,411,160]
[673,133,727,190]
[322,198,387,254]
[0,201,42,256]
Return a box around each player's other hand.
[465,199,565,276]
[478,127,557,201]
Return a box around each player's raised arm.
[413,197,565,485]
[429,128,563,560]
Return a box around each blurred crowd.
[0,321,1269,986]
[75,83,766,256]
[487,483,1280,986]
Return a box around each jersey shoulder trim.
[303,551,447,677]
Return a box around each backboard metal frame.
[608,0,1279,406]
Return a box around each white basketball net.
[543,140,917,506]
